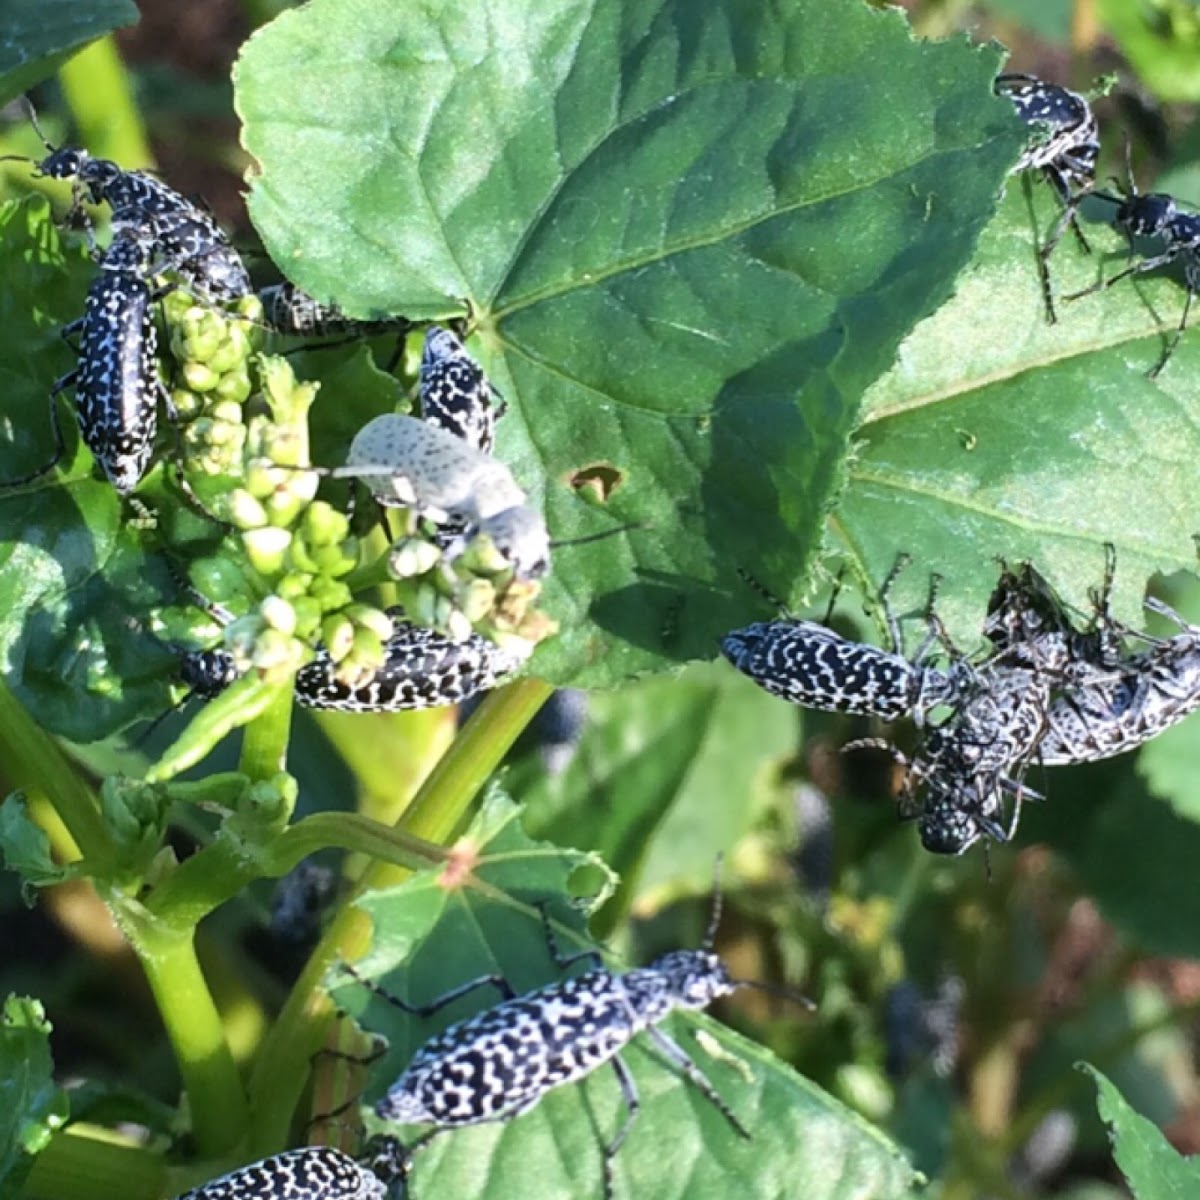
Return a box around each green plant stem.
[24,1129,165,1200]
[58,38,154,168]
[114,901,249,1158]
[245,676,552,1153]
[401,677,553,842]
[238,686,294,783]
[0,682,113,869]
[145,812,444,927]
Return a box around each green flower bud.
[309,576,352,612]
[291,596,323,639]
[183,361,220,393]
[301,501,350,547]
[346,603,394,644]
[260,595,297,636]
[215,368,252,405]
[243,526,293,575]
[320,613,356,663]
[310,542,356,574]
[458,577,497,624]
[277,571,315,601]
[172,388,203,421]
[387,536,442,579]
[286,536,321,575]
[227,489,269,530]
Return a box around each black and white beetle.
[294,609,530,711]
[343,877,807,1200]
[172,1139,410,1200]
[995,73,1101,323]
[2,100,251,301]
[1073,171,1200,376]
[1,233,170,494]
[722,557,972,724]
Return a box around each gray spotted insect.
[343,878,806,1199]
[1,233,170,494]
[172,1139,410,1200]
[322,413,549,580]
[1037,595,1200,765]
[994,73,1100,323]
[721,557,972,723]
[1,100,250,301]
[294,608,530,712]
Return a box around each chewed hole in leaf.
[567,462,626,504]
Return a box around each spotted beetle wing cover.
[329,790,921,1200]
[237,0,1023,688]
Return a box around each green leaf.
[0,2,138,107]
[0,794,71,896]
[838,182,1200,651]
[0,995,69,1193]
[519,660,796,911]
[334,792,920,1200]
[1098,0,1200,104]
[1085,1064,1200,1197]
[235,0,1023,686]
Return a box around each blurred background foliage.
[3,0,1200,1197]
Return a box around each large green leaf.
[235,0,1022,686]
[1086,1065,1200,1198]
[837,181,1200,652]
[0,995,68,1193]
[334,794,921,1200]
[518,660,797,913]
[0,2,138,107]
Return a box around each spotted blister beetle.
[1073,170,1200,376]
[995,72,1101,323]
[417,327,506,454]
[343,875,806,1200]
[172,1139,410,1200]
[295,608,530,711]
[11,100,251,302]
[0,233,169,494]
[722,555,972,724]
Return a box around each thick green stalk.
[58,38,153,167]
[146,812,442,927]
[401,677,553,842]
[0,682,112,869]
[238,687,294,783]
[115,900,249,1158]
[245,677,551,1152]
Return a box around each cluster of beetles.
[4,61,1200,1200]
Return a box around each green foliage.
[0,2,137,107]
[0,996,67,1194]
[842,183,1200,648]
[1,2,1200,1199]
[1087,1065,1200,1197]
[518,661,797,908]
[236,0,1023,686]
[335,794,922,1200]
